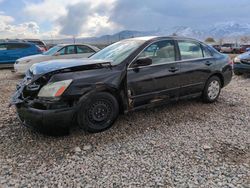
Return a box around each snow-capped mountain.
[45,22,250,44]
[208,22,250,38]
[88,22,250,43]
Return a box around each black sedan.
[233,52,250,75]
[11,36,233,134]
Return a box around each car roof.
[0,41,33,44]
[24,39,42,41]
[55,43,99,50]
[125,36,201,42]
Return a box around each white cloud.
[24,0,87,22]
[80,14,121,37]
[23,0,119,37]
[0,12,41,39]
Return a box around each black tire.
[202,76,222,103]
[77,92,119,133]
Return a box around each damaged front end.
[11,71,77,134]
[10,59,125,135]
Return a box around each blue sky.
[0,0,249,39]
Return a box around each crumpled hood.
[29,59,112,75]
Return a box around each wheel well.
[209,73,224,87]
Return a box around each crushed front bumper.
[12,74,79,135]
[16,104,76,134]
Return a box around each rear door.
[6,43,31,62]
[0,43,8,63]
[127,39,181,108]
[176,40,214,97]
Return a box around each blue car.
[0,42,43,67]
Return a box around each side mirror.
[54,52,60,56]
[132,57,152,68]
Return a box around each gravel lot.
[0,69,249,187]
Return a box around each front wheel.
[77,92,119,133]
[202,76,222,103]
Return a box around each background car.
[220,43,241,53]
[0,42,43,68]
[233,51,250,75]
[14,44,100,74]
[24,39,47,52]
[240,44,250,53]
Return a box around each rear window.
[7,43,30,50]
[28,40,45,46]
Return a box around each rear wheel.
[78,92,119,133]
[202,76,221,103]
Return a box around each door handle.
[168,67,179,72]
[205,61,212,66]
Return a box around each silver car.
[14,44,99,75]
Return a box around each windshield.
[90,40,145,65]
[43,45,62,55]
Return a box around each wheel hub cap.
[207,80,220,100]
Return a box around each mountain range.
[45,22,250,44]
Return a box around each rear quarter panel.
[214,54,233,87]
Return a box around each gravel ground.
[0,69,249,187]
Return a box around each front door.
[127,40,181,108]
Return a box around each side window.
[76,45,95,54]
[0,44,7,51]
[19,43,30,49]
[58,47,66,55]
[178,41,203,60]
[202,45,213,57]
[7,43,30,50]
[65,46,76,55]
[138,40,176,65]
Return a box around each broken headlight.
[38,79,72,98]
